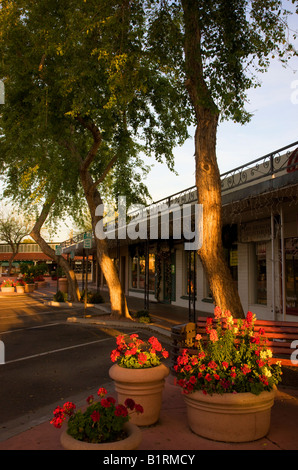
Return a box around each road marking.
[0,309,83,320]
[0,322,62,335]
[3,337,113,364]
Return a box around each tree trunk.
[79,167,132,319]
[181,0,244,318]
[30,200,80,302]
[7,250,17,276]
[195,109,244,318]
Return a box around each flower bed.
[174,308,282,396]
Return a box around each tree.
[0,0,191,317]
[148,0,297,318]
[0,210,31,275]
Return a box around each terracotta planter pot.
[16,286,25,294]
[1,286,15,293]
[60,422,142,450]
[184,388,276,442]
[58,278,68,293]
[109,363,170,426]
[25,283,35,293]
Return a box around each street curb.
[66,316,172,339]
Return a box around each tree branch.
[91,153,118,190]
[75,115,102,172]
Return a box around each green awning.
[1,262,20,266]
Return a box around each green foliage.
[50,387,143,444]
[0,0,192,226]
[53,290,67,302]
[147,0,297,124]
[175,308,283,395]
[134,309,152,323]
[80,290,104,304]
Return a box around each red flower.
[63,402,76,416]
[115,404,128,417]
[110,349,120,362]
[107,396,116,405]
[241,364,251,375]
[101,398,112,408]
[86,395,94,404]
[205,373,212,382]
[148,336,162,351]
[97,387,107,397]
[135,403,144,414]
[214,306,222,318]
[124,398,135,410]
[208,360,217,369]
[91,410,100,423]
[209,329,218,342]
[137,352,148,365]
[246,311,254,323]
[125,347,137,356]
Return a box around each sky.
[141,56,298,203]
[54,34,298,241]
[1,3,298,242]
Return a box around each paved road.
[0,294,155,441]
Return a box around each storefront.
[60,142,298,322]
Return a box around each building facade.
[60,141,298,322]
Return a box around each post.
[271,212,275,320]
[280,207,286,321]
[56,257,59,294]
[84,249,88,315]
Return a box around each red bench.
[171,317,298,369]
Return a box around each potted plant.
[51,386,143,450]
[23,275,35,292]
[34,274,46,288]
[109,334,170,426]
[0,279,15,293]
[15,279,26,294]
[174,307,283,443]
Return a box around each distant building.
[0,242,57,275]
[60,141,298,322]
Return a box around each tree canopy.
[0,0,192,215]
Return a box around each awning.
[1,262,20,267]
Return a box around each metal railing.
[60,140,298,249]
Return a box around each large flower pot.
[25,283,35,293]
[184,388,276,442]
[16,286,25,294]
[1,286,14,293]
[109,363,170,426]
[60,422,142,450]
[58,278,68,294]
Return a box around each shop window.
[185,252,196,297]
[130,254,155,291]
[255,242,267,305]
[131,257,138,288]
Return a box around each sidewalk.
[1,279,298,451]
[0,374,298,450]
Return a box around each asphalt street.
[0,293,157,441]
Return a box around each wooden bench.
[171,316,298,370]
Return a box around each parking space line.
[4,337,113,364]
